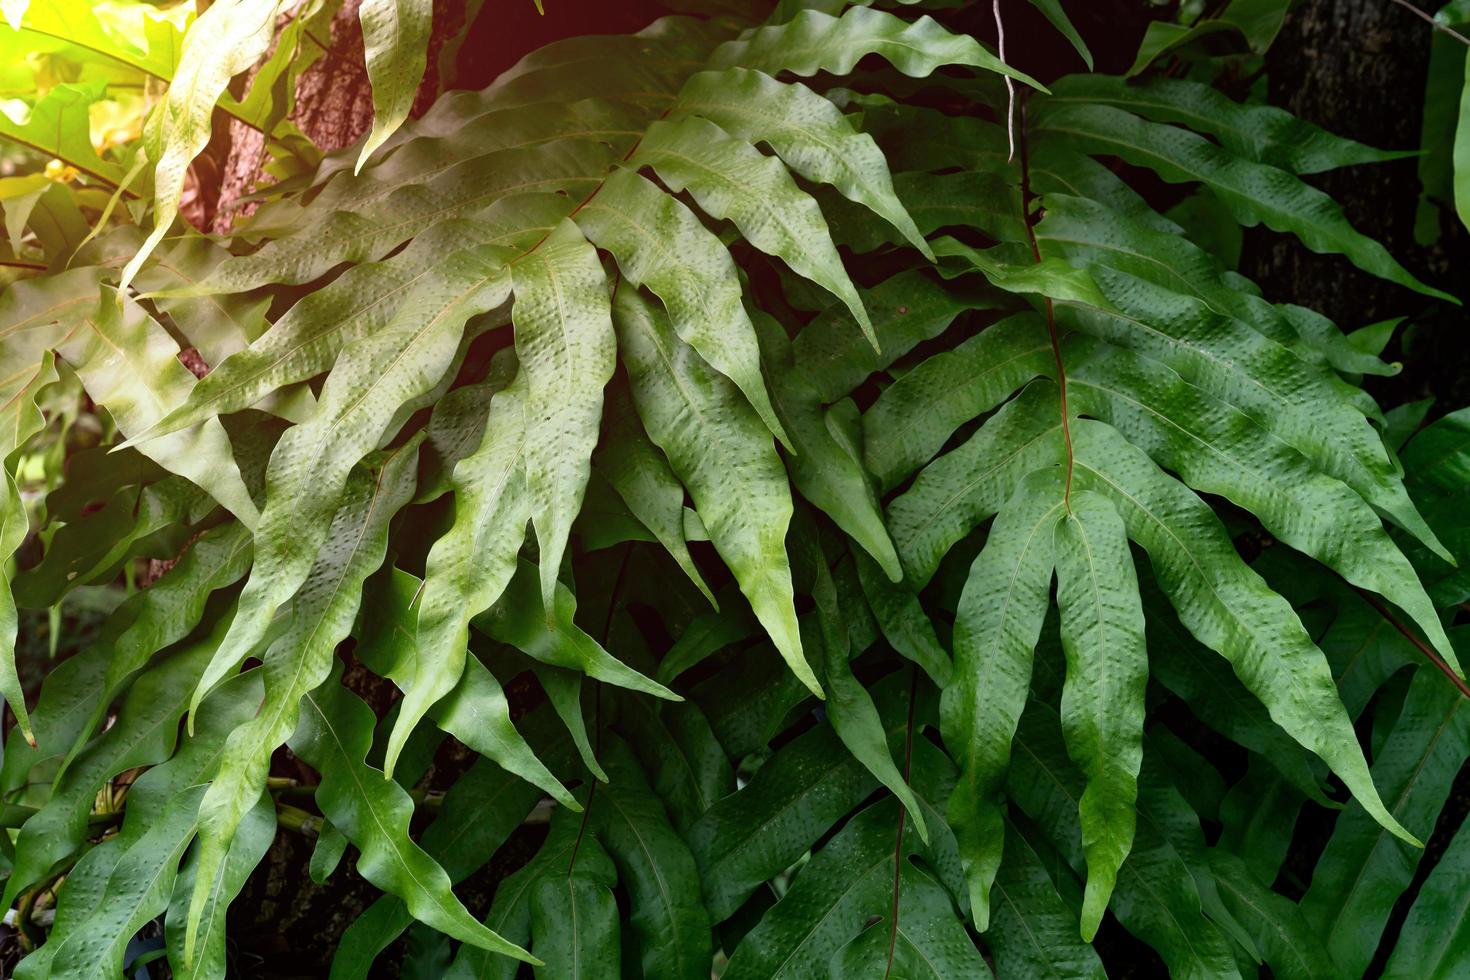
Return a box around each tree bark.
[210,0,469,234]
[1241,0,1470,409]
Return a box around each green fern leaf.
[590,738,713,980]
[386,374,529,774]
[1383,816,1470,979]
[185,245,512,726]
[14,671,264,980]
[187,441,418,963]
[575,167,786,447]
[289,662,538,968]
[940,467,1065,930]
[615,287,819,698]
[511,219,617,614]
[1071,419,1418,846]
[1030,102,1454,302]
[710,5,1042,90]
[988,828,1107,978]
[1046,74,1412,175]
[596,379,716,605]
[120,0,291,293]
[673,67,932,258]
[632,114,873,345]
[1300,661,1469,975]
[1053,491,1149,940]
[357,0,433,171]
[863,312,1055,491]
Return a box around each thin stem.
[883,665,920,979]
[1017,96,1075,507]
[1357,587,1470,700]
[567,542,635,875]
[1388,0,1470,46]
[993,0,1016,162]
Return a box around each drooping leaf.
[1052,490,1148,940]
[288,662,538,968]
[615,287,819,698]
[357,0,433,170]
[510,218,617,613]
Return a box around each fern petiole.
[1018,95,1075,509]
[1357,587,1470,699]
[883,663,920,979]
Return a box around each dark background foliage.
[7,1,1467,976]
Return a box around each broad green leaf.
[809,552,926,841]
[1027,0,1093,68]
[1035,192,1387,376]
[673,67,931,257]
[1126,0,1289,74]
[57,521,253,783]
[595,378,715,604]
[121,0,292,293]
[2,611,238,908]
[265,99,647,233]
[15,670,264,980]
[1208,849,1339,980]
[1009,701,1242,979]
[357,0,433,171]
[575,167,785,446]
[58,290,257,526]
[1060,268,1451,566]
[616,694,734,835]
[511,218,616,611]
[1456,46,1470,234]
[1045,74,1410,175]
[887,381,1067,586]
[166,796,277,980]
[170,142,605,296]
[792,268,991,403]
[852,549,950,687]
[187,440,419,963]
[386,375,529,775]
[591,738,712,980]
[863,312,1053,490]
[1384,817,1470,979]
[633,114,872,346]
[1140,574,1326,801]
[1062,333,1457,674]
[723,737,962,980]
[0,351,58,742]
[709,5,1043,91]
[689,721,876,922]
[1070,419,1419,847]
[826,862,993,979]
[0,82,129,190]
[988,828,1107,979]
[289,663,537,967]
[615,287,819,698]
[1301,661,1469,976]
[1030,102,1454,301]
[754,312,900,579]
[328,708,569,980]
[187,245,512,724]
[1053,491,1148,940]
[354,567,580,810]
[532,663,606,782]
[940,467,1064,930]
[474,558,677,701]
[527,851,620,980]
[137,215,533,443]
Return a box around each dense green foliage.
[0,0,1467,976]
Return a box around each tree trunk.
[210,0,470,234]
[1241,0,1470,409]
